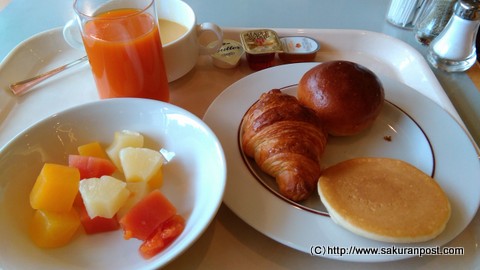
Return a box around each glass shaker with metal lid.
[427,0,480,72]
[415,0,457,45]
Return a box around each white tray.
[0,27,478,269]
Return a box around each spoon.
[9,55,88,96]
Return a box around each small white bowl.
[0,98,226,270]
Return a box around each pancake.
[317,157,451,243]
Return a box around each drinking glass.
[74,0,169,101]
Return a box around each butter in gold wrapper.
[211,39,244,69]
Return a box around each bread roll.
[317,158,451,243]
[297,61,384,136]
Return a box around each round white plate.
[203,62,480,262]
[0,98,226,270]
[0,27,97,147]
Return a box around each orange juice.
[82,8,169,101]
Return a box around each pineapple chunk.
[117,182,152,218]
[119,147,165,183]
[79,176,130,219]
[106,130,144,172]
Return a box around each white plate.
[0,98,226,270]
[203,62,480,263]
[0,27,97,147]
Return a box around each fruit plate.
[202,62,480,262]
[0,98,226,270]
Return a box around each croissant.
[241,89,328,201]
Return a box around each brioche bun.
[297,61,384,136]
[318,158,451,243]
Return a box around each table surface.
[1,1,479,269]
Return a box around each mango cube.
[79,176,130,219]
[30,163,80,212]
[29,208,81,248]
[119,147,165,185]
[106,130,144,172]
[148,168,163,189]
[77,141,108,159]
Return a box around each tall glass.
[74,0,169,101]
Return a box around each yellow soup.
[158,19,188,44]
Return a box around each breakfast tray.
[0,27,478,269]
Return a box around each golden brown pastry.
[318,158,451,243]
[241,89,328,201]
[297,61,384,136]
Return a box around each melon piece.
[106,130,144,172]
[139,214,185,259]
[119,190,177,241]
[79,176,130,219]
[68,155,116,179]
[77,202,120,234]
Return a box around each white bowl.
[0,98,226,270]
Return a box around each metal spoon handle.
[9,55,88,96]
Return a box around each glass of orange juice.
[73,0,169,101]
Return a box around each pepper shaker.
[415,0,457,45]
[427,0,480,72]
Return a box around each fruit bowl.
[0,98,226,270]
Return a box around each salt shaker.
[427,0,480,72]
[415,0,457,45]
